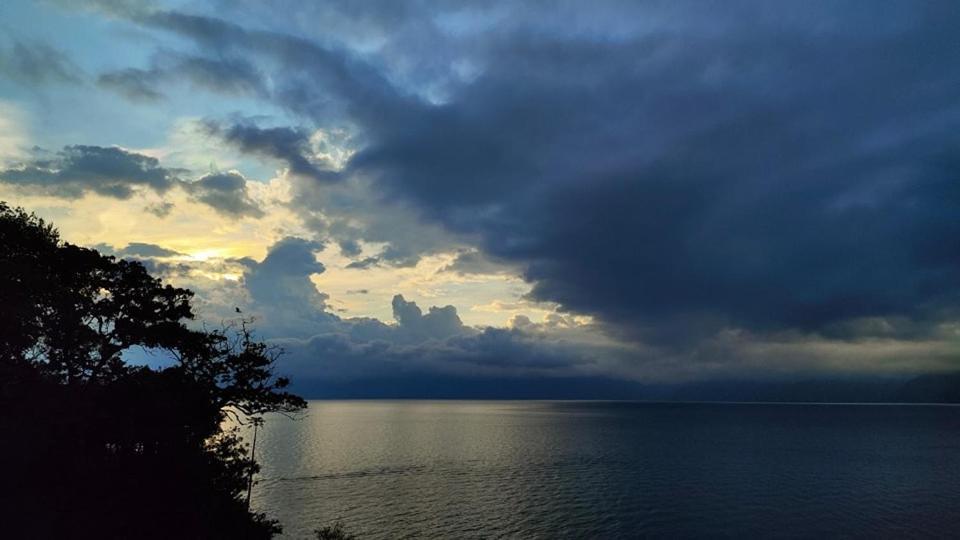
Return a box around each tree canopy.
[0,202,306,538]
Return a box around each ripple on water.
[249,401,960,539]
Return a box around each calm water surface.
[250,401,960,539]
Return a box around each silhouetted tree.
[0,202,305,538]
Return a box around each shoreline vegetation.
[0,202,311,538]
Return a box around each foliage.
[0,202,306,538]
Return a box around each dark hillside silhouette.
[0,202,306,538]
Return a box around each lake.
[250,401,960,539]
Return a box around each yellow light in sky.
[186,249,224,262]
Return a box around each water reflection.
[250,401,960,539]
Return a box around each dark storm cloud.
[278,327,597,386]
[203,121,339,182]
[184,171,264,218]
[0,40,82,86]
[134,8,406,126]
[97,2,960,350]
[335,2,960,343]
[0,145,182,199]
[444,327,596,370]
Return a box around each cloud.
[241,236,336,334]
[266,296,611,387]
[0,145,182,199]
[170,55,263,95]
[145,201,174,217]
[93,242,183,258]
[97,69,165,102]
[337,239,362,257]
[440,249,514,276]
[98,52,265,102]
[90,242,190,277]
[275,324,602,387]
[119,242,184,258]
[39,1,960,386]
[172,235,612,384]
[136,8,405,124]
[70,6,464,264]
[345,256,380,270]
[203,121,340,182]
[344,246,422,270]
[0,40,82,86]
[299,1,960,348]
[0,145,267,218]
[184,171,264,218]
[391,294,465,341]
[132,232,960,394]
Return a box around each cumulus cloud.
[266,297,612,388]
[275,324,603,387]
[184,171,264,218]
[174,235,615,385]
[0,145,182,199]
[0,146,266,219]
[391,294,464,341]
[241,236,336,334]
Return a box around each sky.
[1,0,959,397]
